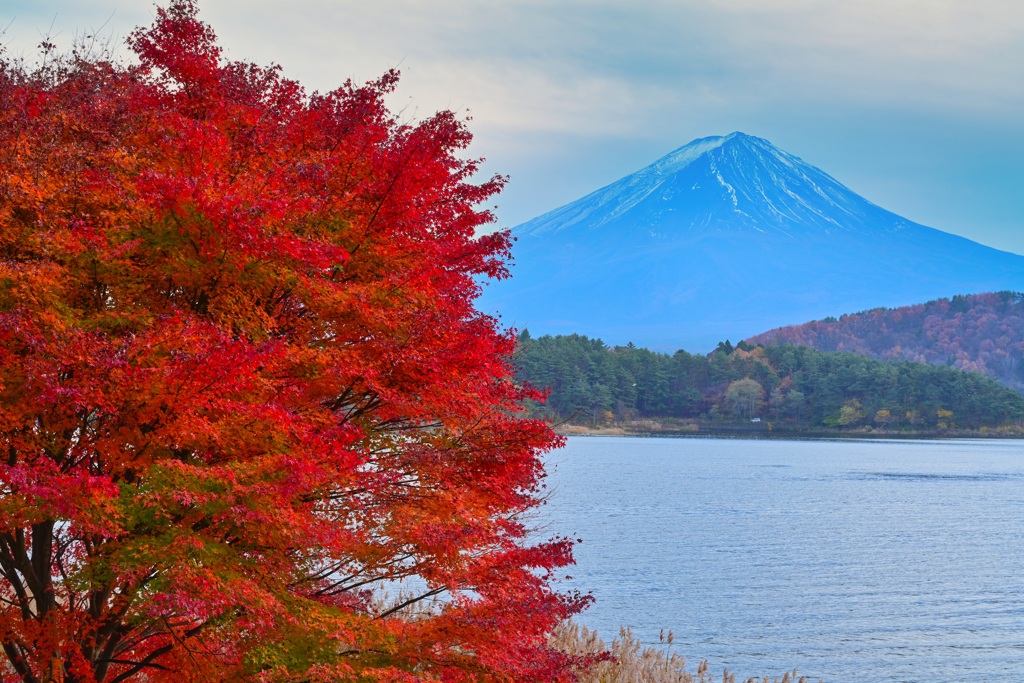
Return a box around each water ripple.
[539,436,1024,683]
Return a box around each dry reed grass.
[371,593,820,682]
[550,621,819,683]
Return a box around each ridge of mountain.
[514,132,919,240]
[481,133,1024,351]
[745,291,1024,394]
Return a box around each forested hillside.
[747,291,1024,393]
[513,332,1024,432]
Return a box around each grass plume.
[550,621,820,683]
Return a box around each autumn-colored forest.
[514,333,1024,432]
[747,291,1024,394]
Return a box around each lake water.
[536,436,1024,682]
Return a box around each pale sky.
[4,1,1023,254]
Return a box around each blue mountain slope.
[481,133,1024,351]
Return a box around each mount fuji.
[481,132,1024,351]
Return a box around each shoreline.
[555,420,1024,440]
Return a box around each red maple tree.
[0,3,585,681]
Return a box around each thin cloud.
[4,1,1023,252]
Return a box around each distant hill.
[481,133,1024,351]
[746,291,1024,394]
[513,333,1024,433]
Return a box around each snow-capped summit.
[516,132,912,240]
[482,134,1024,351]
